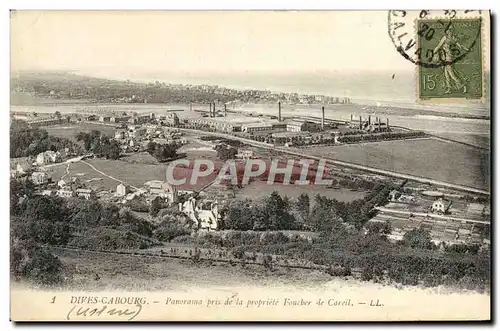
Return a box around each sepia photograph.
[9,9,491,321]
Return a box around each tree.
[366,221,392,237]
[10,178,22,214]
[224,199,254,230]
[102,139,121,160]
[149,196,162,217]
[402,228,434,250]
[296,193,310,221]
[54,111,61,119]
[214,144,237,161]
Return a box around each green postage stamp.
[418,19,483,100]
[388,10,486,102]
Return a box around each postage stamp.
[417,19,483,100]
[388,10,486,102]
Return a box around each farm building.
[431,198,452,214]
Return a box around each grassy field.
[307,138,490,191]
[237,181,366,202]
[55,248,331,291]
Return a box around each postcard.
[9,10,491,321]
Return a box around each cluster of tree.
[338,131,427,143]
[215,143,238,161]
[146,141,179,162]
[221,192,298,231]
[9,184,169,286]
[10,119,82,158]
[222,185,392,233]
[75,130,120,159]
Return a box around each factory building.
[349,114,390,132]
[241,123,274,133]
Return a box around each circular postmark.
[387,10,482,68]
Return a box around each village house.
[56,189,75,198]
[116,183,130,197]
[42,190,55,197]
[431,198,453,214]
[127,126,147,138]
[10,158,32,178]
[110,115,131,123]
[31,171,51,185]
[236,149,254,159]
[144,180,178,204]
[161,113,180,126]
[76,188,95,200]
[36,150,61,165]
[179,197,221,231]
[388,189,401,202]
[99,116,111,123]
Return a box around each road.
[179,128,490,196]
[375,206,490,225]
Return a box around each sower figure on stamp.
[433,28,470,94]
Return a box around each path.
[80,160,140,190]
[60,162,71,181]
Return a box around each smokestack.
[213,102,216,117]
[387,117,390,130]
[378,117,381,130]
[368,115,371,125]
[350,114,353,122]
[278,102,282,122]
[224,104,227,118]
[359,116,362,130]
[209,103,212,117]
[321,106,325,130]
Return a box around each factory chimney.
[359,116,362,130]
[213,102,216,117]
[368,115,371,125]
[350,114,353,122]
[378,116,381,130]
[387,117,390,130]
[209,103,212,117]
[278,102,282,122]
[224,104,227,118]
[321,106,325,130]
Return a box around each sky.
[10,10,490,77]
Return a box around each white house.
[144,180,178,204]
[76,188,94,200]
[36,151,61,165]
[31,171,51,185]
[431,198,452,214]
[56,189,74,198]
[179,197,221,231]
[116,183,130,197]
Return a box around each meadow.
[236,181,366,202]
[307,138,490,191]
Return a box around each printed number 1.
[422,74,436,90]
[50,296,56,303]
